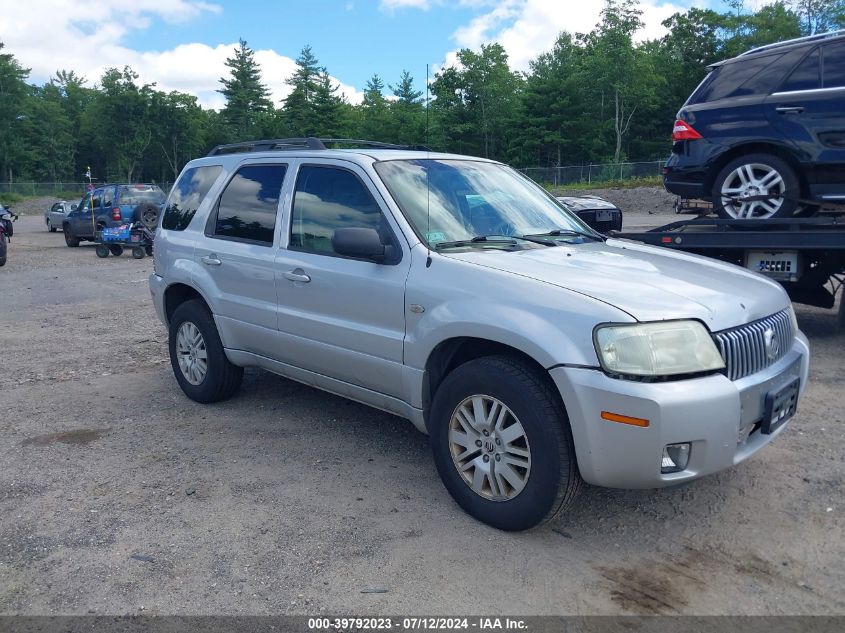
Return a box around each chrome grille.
[714,309,793,381]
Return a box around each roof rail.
[739,29,845,57]
[318,138,432,151]
[207,137,326,156]
[207,137,430,156]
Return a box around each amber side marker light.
[601,411,650,428]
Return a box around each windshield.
[117,185,165,206]
[374,159,595,247]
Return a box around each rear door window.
[208,164,286,246]
[780,49,820,92]
[102,186,115,208]
[162,165,222,231]
[823,42,845,88]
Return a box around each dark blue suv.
[63,183,166,247]
[664,31,845,221]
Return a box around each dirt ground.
[0,197,843,616]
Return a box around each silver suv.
[149,138,810,531]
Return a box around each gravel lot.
[1,197,843,616]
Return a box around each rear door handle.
[775,106,804,114]
[201,255,222,266]
[283,269,311,283]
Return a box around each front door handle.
[775,106,804,114]
[283,269,311,283]
[201,254,222,266]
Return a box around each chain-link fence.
[0,164,663,199]
[519,160,664,187]
[0,182,173,198]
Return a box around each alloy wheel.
[719,163,786,219]
[176,321,208,385]
[448,395,531,501]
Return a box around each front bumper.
[551,333,810,488]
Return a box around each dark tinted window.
[211,164,285,245]
[781,49,820,92]
[290,166,384,256]
[162,165,222,231]
[92,190,102,209]
[690,53,786,103]
[823,42,845,88]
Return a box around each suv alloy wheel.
[712,153,799,220]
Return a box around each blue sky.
[0,0,732,109]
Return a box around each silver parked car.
[45,200,77,232]
[149,139,810,531]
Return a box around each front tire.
[63,224,80,247]
[168,299,243,403]
[430,356,581,531]
[47,219,57,232]
[712,154,799,220]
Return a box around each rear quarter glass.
[162,165,223,231]
[687,51,796,104]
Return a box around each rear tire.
[712,153,799,220]
[169,299,243,403]
[429,355,582,531]
[63,225,80,247]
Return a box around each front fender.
[403,246,632,371]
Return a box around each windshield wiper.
[523,229,605,242]
[433,235,541,250]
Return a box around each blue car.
[63,183,166,247]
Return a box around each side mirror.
[332,227,390,262]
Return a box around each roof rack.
[739,29,845,57]
[207,137,431,156]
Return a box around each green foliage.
[0,0,836,185]
[218,39,272,139]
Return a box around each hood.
[444,239,788,331]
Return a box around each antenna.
[425,63,432,268]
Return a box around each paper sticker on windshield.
[426,231,447,243]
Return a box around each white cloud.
[379,0,436,11]
[0,0,363,109]
[442,0,692,73]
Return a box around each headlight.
[594,320,725,379]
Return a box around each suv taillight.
[672,119,702,142]
[112,206,121,221]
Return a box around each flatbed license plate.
[762,377,799,435]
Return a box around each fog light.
[661,443,691,474]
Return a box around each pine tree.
[360,74,394,141]
[311,72,344,137]
[283,45,324,135]
[0,42,31,182]
[388,70,425,146]
[218,38,272,139]
[390,70,423,105]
